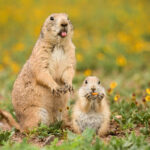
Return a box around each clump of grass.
[0,130,12,145]
[29,121,64,139]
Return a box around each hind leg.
[61,94,71,127]
[72,119,81,134]
[98,119,110,136]
[20,107,51,132]
[62,109,72,128]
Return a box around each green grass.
[0,130,12,145]
[1,129,150,150]
[28,121,64,139]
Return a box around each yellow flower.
[59,108,62,112]
[114,94,120,101]
[3,52,11,65]
[135,41,145,52]
[76,53,83,62]
[117,32,129,43]
[135,101,139,106]
[13,42,25,51]
[146,88,150,95]
[107,88,113,95]
[0,10,9,24]
[97,53,104,60]
[66,106,70,110]
[116,55,127,67]
[10,62,20,73]
[145,96,150,102]
[34,25,40,37]
[131,93,136,101]
[110,82,117,89]
[142,98,146,103]
[0,64,4,71]
[84,69,92,76]
[81,39,90,49]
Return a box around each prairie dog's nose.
[60,20,68,27]
[61,23,68,27]
[91,87,96,92]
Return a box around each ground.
[0,0,150,149]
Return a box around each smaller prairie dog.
[72,76,110,136]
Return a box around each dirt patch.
[101,120,125,143]
[99,120,148,143]
[11,131,25,143]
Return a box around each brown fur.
[72,76,110,136]
[12,13,76,131]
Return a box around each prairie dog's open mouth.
[58,29,67,38]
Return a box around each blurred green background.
[0,0,150,113]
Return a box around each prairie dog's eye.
[98,81,101,85]
[85,80,88,84]
[50,16,54,21]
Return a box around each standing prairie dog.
[12,13,76,131]
[72,76,110,136]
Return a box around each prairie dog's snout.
[91,86,97,93]
[60,18,68,27]
[58,17,69,38]
[57,16,69,30]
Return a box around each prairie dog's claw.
[57,88,64,93]
[69,86,74,93]
[85,93,92,101]
[98,93,105,100]
[63,82,73,94]
[52,89,60,96]
[51,84,61,96]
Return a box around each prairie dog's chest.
[49,46,68,76]
[76,111,103,132]
[51,46,66,64]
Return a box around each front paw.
[63,82,74,94]
[85,93,92,101]
[97,93,105,102]
[51,84,61,96]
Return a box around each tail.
[0,109,20,131]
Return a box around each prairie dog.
[72,76,110,136]
[12,13,76,131]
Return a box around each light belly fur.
[76,111,103,132]
[49,47,67,80]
